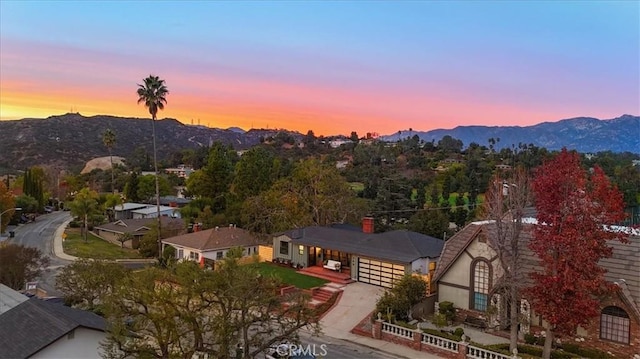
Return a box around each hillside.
[0,113,296,171]
[1,113,637,172]
[380,115,639,154]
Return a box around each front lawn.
[63,228,142,260]
[250,262,328,289]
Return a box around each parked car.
[43,206,54,213]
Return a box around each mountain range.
[0,113,637,172]
[380,114,639,154]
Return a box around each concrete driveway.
[320,282,383,337]
[319,283,443,358]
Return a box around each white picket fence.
[468,345,514,359]
[421,332,459,352]
[378,321,518,359]
[381,321,414,339]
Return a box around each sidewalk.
[53,217,78,261]
[319,282,442,359]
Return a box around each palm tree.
[69,188,99,242]
[102,129,116,194]
[137,75,169,257]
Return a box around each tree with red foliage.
[527,149,627,359]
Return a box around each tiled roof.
[0,297,106,358]
[432,223,482,282]
[162,226,259,251]
[94,217,184,235]
[284,226,444,263]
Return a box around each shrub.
[438,301,456,322]
[453,327,465,338]
[395,320,417,329]
[432,313,448,328]
[483,344,577,359]
[524,333,537,345]
[560,343,613,359]
[422,328,461,342]
[69,221,82,228]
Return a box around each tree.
[242,158,370,234]
[375,275,427,322]
[407,206,450,239]
[14,194,39,214]
[137,74,169,258]
[137,174,172,202]
[232,146,277,201]
[0,244,49,290]
[526,149,626,359]
[104,193,123,222]
[0,182,16,234]
[124,171,140,202]
[22,167,47,210]
[483,168,531,351]
[56,259,129,312]
[101,251,318,359]
[102,129,117,194]
[69,188,99,242]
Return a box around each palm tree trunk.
[109,150,114,194]
[151,115,162,257]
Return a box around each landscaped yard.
[250,262,328,289]
[63,228,143,260]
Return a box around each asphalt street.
[8,211,72,296]
[298,331,403,359]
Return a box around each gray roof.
[94,217,184,235]
[284,226,444,264]
[114,202,149,211]
[0,297,106,358]
[0,284,28,314]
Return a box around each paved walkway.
[53,218,78,261]
[418,321,509,345]
[320,282,442,359]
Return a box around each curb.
[53,217,78,261]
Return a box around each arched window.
[471,260,490,311]
[600,306,630,344]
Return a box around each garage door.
[357,258,405,288]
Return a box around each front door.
[308,246,316,266]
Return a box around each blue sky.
[1,1,638,135]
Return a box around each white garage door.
[357,258,405,288]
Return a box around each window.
[216,251,223,260]
[189,252,199,261]
[298,245,304,255]
[178,249,184,259]
[472,260,490,311]
[279,241,289,255]
[600,306,630,344]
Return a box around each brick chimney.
[362,217,374,234]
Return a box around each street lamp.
[0,207,22,237]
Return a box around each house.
[131,205,181,219]
[272,218,444,289]
[161,225,260,266]
[113,202,149,220]
[433,221,640,358]
[164,165,194,179]
[0,285,107,358]
[94,217,185,249]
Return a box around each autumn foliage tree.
[526,149,627,358]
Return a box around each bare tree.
[483,167,531,351]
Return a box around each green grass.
[349,182,364,192]
[63,228,143,260]
[250,262,328,289]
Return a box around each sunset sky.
[1,1,638,136]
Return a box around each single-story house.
[113,202,152,220]
[114,202,182,220]
[433,220,640,358]
[131,205,181,219]
[0,285,107,358]
[161,225,260,266]
[159,196,191,208]
[273,218,444,288]
[94,217,185,249]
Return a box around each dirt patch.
[81,156,125,174]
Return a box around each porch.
[298,265,354,285]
